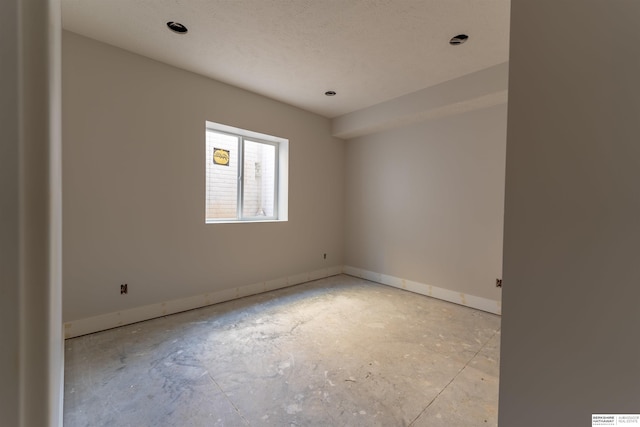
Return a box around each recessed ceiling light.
[325,91,337,96]
[167,21,188,34]
[449,34,469,45]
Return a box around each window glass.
[205,122,287,223]
[205,131,238,220]
[243,140,276,218]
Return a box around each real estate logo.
[213,148,230,166]
[593,414,640,426]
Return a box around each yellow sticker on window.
[213,148,230,166]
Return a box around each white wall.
[62,32,344,324]
[1,0,20,421]
[1,0,63,425]
[344,104,506,304]
[499,1,640,424]
[333,62,509,139]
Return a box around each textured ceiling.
[61,0,510,118]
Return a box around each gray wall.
[344,104,507,301]
[499,1,640,424]
[62,32,345,322]
[1,0,63,425]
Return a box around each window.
[205,121,288,222]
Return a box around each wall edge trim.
[64,264,500,339]
[64,265,343,339]
[342,265,502,315]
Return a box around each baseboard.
[64,265,343,339]
[342,265,501,315]
[64,264,500,338]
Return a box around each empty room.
[60,1,508,425]
[4,1,640,427]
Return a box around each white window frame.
[205,121,289,223]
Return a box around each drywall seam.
[63,265,343,338]
[342,265,501,315]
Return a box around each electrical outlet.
[496,278,502,288]
[120,283,128,294]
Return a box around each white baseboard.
[64,264,499,338]
[342,265,501,315]
[64,265,343,339]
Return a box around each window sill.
[205,219,287,225]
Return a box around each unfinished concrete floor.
[64,274,501,426]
